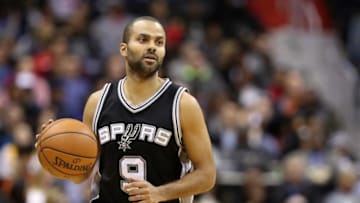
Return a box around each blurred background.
[0,0,360,202]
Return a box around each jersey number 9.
[119,156,147,189]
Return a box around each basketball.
[36,118,98,180]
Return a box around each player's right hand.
[34,119,54,149]
[124,178,164,203]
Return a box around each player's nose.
[147,46,156,53]
[147,40,158,53]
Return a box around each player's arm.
[125,92,216,202]
[82,90,102,131]
[71,90,102,183]
[157,92,216,198]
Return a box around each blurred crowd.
[0,0,359,203]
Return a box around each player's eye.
[156,40,164,46]
[138,37,147,43]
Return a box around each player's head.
[120,16,166,79]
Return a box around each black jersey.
[90,78,193,203]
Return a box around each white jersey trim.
[89,195,99,203]
[92,83,111,132]
[172,87,187,147]
[117,78,172,113]
[89,167,101,202]
[179,154,194,203]
[179,148,194,203]
[173,87,193,203]
[180,196,194,203]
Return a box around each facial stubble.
[127,51,163,79]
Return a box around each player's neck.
[123,73,164,105]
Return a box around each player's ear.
[120,43,127,57]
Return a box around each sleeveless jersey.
[90,78,193,203]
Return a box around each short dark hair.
[122,16,162,43]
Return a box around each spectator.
[325,163,360,203]
[90,1,132,59]
[53,54,91,120]
[272,154,315,202]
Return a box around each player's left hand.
[124,178,163,203]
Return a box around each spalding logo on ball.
[36,118,99,180]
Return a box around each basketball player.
[36,16,216,203]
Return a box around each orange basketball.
[36,118,98,180]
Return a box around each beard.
[127,52,163,79]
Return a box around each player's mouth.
[143,54,158,63]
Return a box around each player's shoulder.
[179,91,201,112]
[87,83,113,104]
[88,89,103,103]
[85,85,110,109]
[83,86,110,126]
